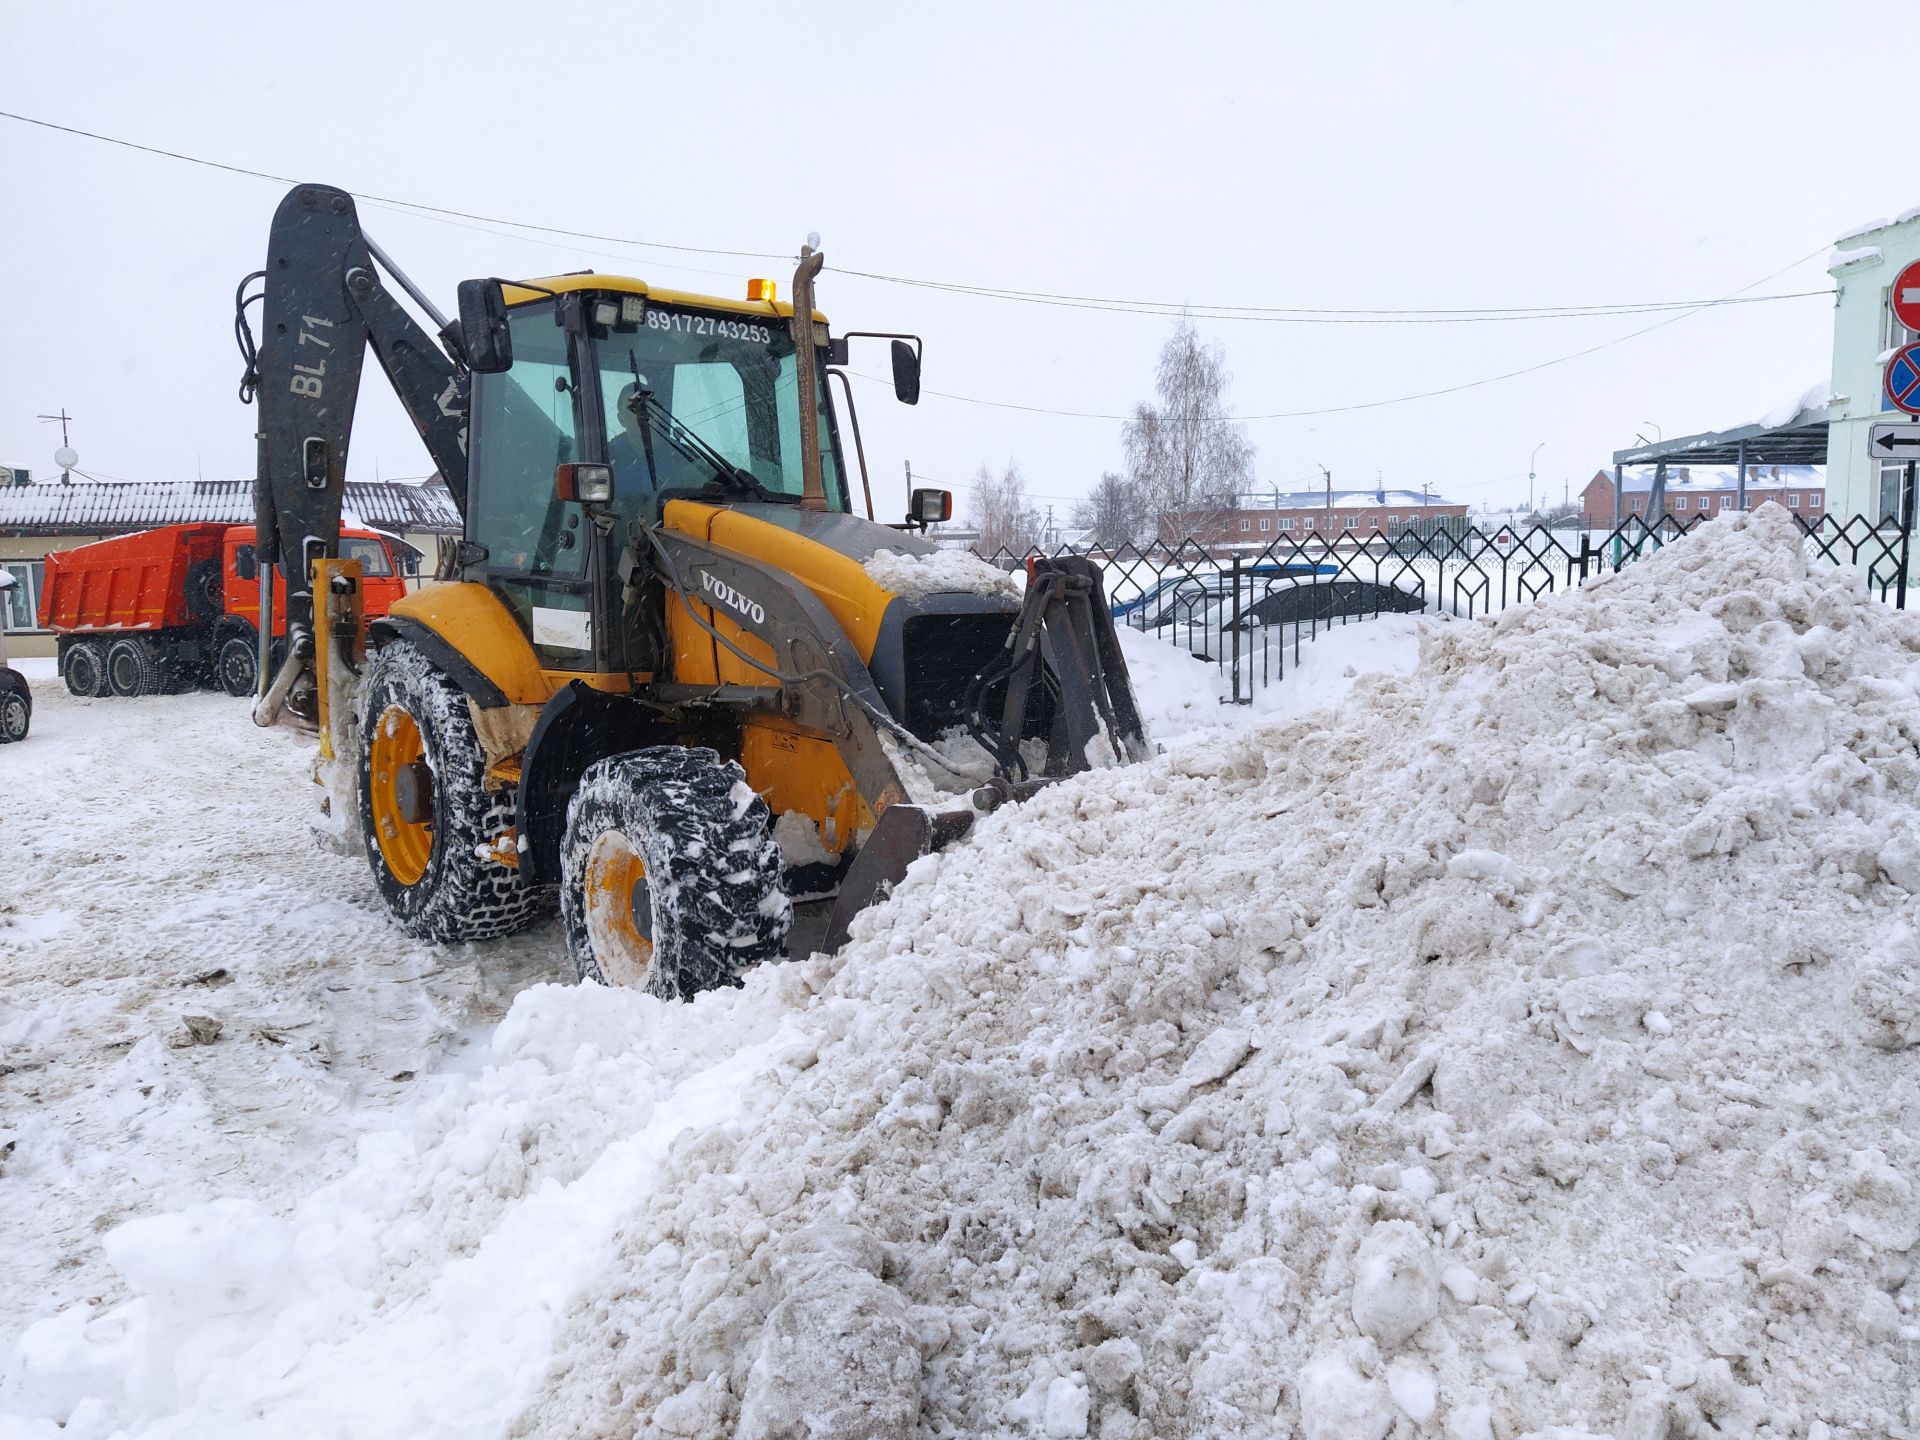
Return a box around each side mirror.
[826,337,849,366]
[457,279,514,374]
[891,339,921,405]
[909,488,952,526]
[234,546,258,582]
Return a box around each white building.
[1827,208,1920,523]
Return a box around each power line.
[0,109,788,263]
[1,108,1833,326]
[842,242,1835,423]
[831,269,1832,325]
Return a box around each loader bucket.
[820,778,1055,952]
[820,802,977,952]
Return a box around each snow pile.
[865,547,1024,600]
[513,508,1917,1438]
[10,508,1919,1438]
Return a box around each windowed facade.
[1879,460,1909,524]
[0,560,44,632]
[1259,517,1271,531]
[1343,515,1358,529]
[1240,518,1251,532]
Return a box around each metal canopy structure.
[1611,406,1830,470]
[1608,396,1829,522]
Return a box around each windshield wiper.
[623,382,779,502]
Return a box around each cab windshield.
[340,537,392,576]
[596,303,846,513]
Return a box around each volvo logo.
[700,571,765,626]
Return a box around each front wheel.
[356,641,550,941]
[561,748,791,999]
[0,676,29,743]
[216,633,258,697]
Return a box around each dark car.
[0,569,32,743]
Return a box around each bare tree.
[970,460,1042,556]
[1072,471,1151,551]
[1123,318,1255,542]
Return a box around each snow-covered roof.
[1620,464,1822,494]
[0,478,462,537]
[1834,204,1920,246]
[1244,489,1463,510]
[1614,388,1830,470]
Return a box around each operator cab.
[461,275,859,672]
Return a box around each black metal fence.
[977,512,1915,705]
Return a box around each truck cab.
[223,524,408,640]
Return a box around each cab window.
[469,302,585,576]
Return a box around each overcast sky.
[1,0,1906,524]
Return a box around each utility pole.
[1320,464,1332,534]
[1044,503,1055,549]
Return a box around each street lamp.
[1641,420,1662,444]
[1529,442,1545,515]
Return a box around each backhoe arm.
[247,184,470,702]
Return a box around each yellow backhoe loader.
[237,184,1147,998]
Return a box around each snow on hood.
[12,510,1918,1437]
[864,547,1024,601]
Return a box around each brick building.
[1579,466,1824,529]
[1165,489,1469,546]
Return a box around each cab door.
[465,300,603,670]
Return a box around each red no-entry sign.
[1894,260,1920,336]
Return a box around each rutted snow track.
[0,688,570,1420]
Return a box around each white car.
[0,569,31,743]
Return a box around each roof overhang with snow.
[1611,404,1829,470]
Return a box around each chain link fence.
[974,512,1915,705]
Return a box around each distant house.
[1165,489,1469,547]
[1579,466,1824,529]
[0,478,461,656]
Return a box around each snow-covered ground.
[5,517,1915,1437]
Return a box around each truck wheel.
[217,634,258,697]
[62,640,108,698]
[0,679,29,743]
[105,638,162,697]
[560,748,792,999]
[357,641,549,941]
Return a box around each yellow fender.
[373,583,552,707]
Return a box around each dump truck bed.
[39,525,228,635]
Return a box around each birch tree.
[1122,318,1255,541]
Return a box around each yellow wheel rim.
[584,830,654,988]
[368,704,433,887]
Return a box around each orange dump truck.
[40,523,408,697]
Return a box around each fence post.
[1229,554,1244,704]
[1901,460,1916,611]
